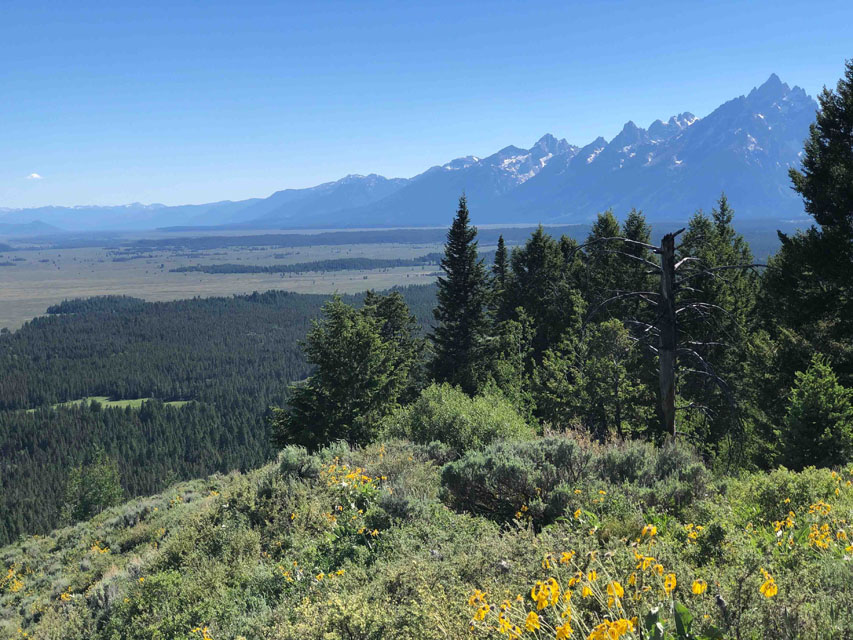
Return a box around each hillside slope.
[3,437,851,639]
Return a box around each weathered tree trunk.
[658,232,678,437]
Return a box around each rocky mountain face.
[1,75,817,232]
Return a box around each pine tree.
[506,226,575,365]
[272,294,417,450]
[489,234,513,325]
[62,446,124,523]
[779,355,853,470]
[676,194,760,452]
[762,60,853,413]
[492,235,509,287]
[582,210,623,319]
[534,318,650,439]
[620,209,656,319]
[789,60,853,234]
[430,195,489,393]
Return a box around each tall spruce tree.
[506,226,573,365]
[489,234,513,324]
[761,60,853,416]
[676,195,760,455]
[431,195,489,393]
[789,59,853,234]
[492,235,509,287]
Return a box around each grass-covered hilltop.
[3,62,853,640]
[2,437,852,639]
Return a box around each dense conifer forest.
[0,286,436,544]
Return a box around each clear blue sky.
[1,0,851,208]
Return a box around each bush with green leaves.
[380,383,535,453]
[441,436,710,528]
[440,436,592,527]
[593,438,711,515]
[3,438,853,639]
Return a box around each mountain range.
[0,74,817,233]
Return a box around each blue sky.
[1,0,851,208]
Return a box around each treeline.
[170,253,444,274]
[127,226,587,252]
[46,295,146,314]
[0,285,436,543]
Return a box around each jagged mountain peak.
[648,112,698,141]
[611,121,646,147]
[744,73,813,111]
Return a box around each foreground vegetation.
[2,436,851,639]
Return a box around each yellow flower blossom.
[525,611,540,631]
[691,579,707,595]
[760,575,778,598]
[606,581,624,598]
[555,621,574,639]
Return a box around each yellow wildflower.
[760,575,778,598]
[691,579,707,595]
[607,581,624,598]
[555,621,573,639]
[525,611,540,631]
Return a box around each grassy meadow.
[0,241,446,330]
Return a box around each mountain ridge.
[0,74,817,232]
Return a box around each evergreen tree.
[581,210,623,319]
[272,295,418,450]
[762,60,853,425]
[362,290,425,400]
[535,318,651,439]
[484,311,536,418]
[489,234,513,325]
[789,59,853,234]
[675,195,760,453]
[506,226,576,365]
[779,355,853,470]
[492,235,509,288]
[619,209,656,321]
[430,195,489,393]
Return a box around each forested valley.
[0,286,437,544]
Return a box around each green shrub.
[440,436,591,527]
[595,438,710,514]
[278,445,321,480]
[441,436,710,527]
[380,383,535,453]
[734,465,839,523]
